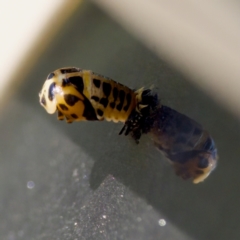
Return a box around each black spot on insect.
[40,95,46,106]
[62,78,69,87]
[100,98,109,108]
[198,157,209,168]
[64,94,80,106]
[110,102,115,109]
[116,90,125,111]
[60,68,81,74]
[68,76,84,93]
[71,114,78,119]
[113,87,118,101]
[97,109,104,117]
[48,82,56,101]
[47,72,55,79]
[102,82,111,97]
[59,103,69,111]
[123,93,131,111]
[91,96,100,102]
[82,98,98,120]
[93,79,101,88]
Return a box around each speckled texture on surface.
[0,2,240,240]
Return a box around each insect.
[39,67,218,183]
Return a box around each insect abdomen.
[150,105,217,183]
[81,70,137,123]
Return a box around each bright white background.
[0,0,80,106]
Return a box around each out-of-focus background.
[1,1,240,239]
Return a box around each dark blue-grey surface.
[1,2,240,240]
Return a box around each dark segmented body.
[149,106,217,183]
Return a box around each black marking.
[82,97,98,120]
[68,76,84,93]
[62,78,69,87]
[48,82,56,101]
[59,104,69,111]
[97,109,104,117]
[100,98,109,108]
[113,87,118,101]
[116,90,125,111]
[60,68,81,74]
[71,114,78,119]
[198,157,209,168]
[141,89,151,103]
[110,102,115,109]
[64,94,80,106]
[40,95,46,106]
[102,82,111,97]
[91,96,100,102]
[47,72,55,80]
[123,93,132,111]
[93,79,101,88]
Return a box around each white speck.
[72,169,78,177]
[158,219,166,226]
[102,215,107,219]
[137,217,142,222]
[120,194,124,198]
[27,181,35,189]
[74,222,78,226]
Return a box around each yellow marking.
[82,70,92,99]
